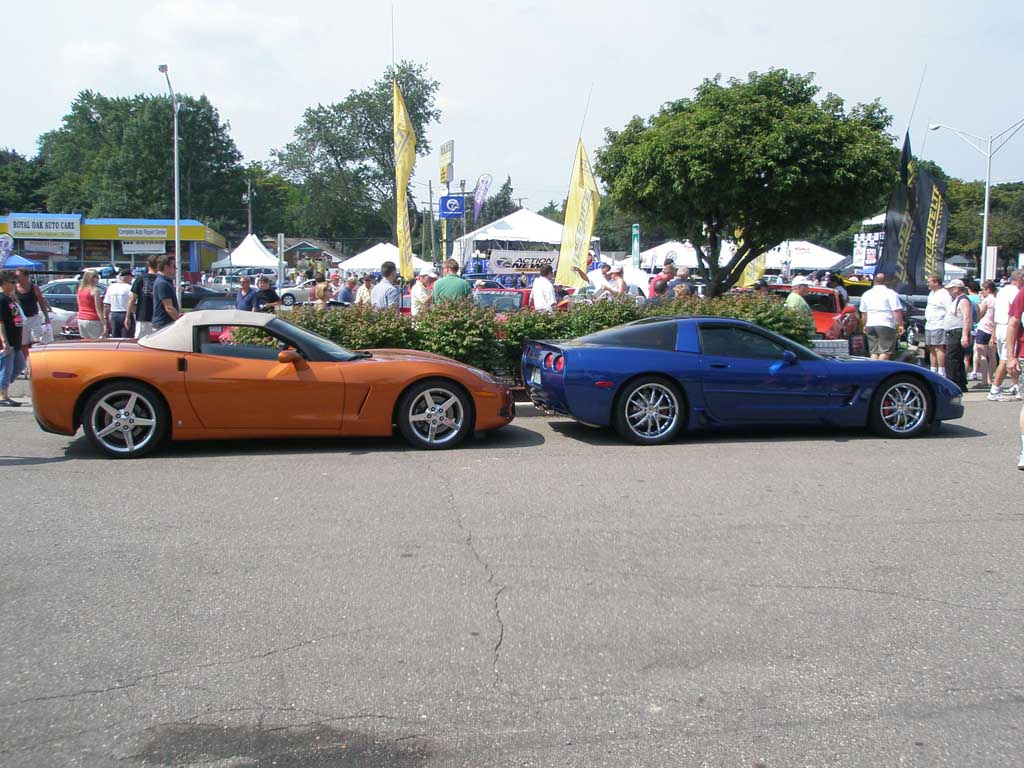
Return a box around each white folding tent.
[764,241,845,271]
[618,240,733,270]
[212,234,279,269]
[453,209,598,261]
[339,242,433,274]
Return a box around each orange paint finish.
[29,340,513,445]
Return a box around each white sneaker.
[968,372,980,381]
[1018,453,1024,471]
[988,392,1008,402]
[1013,387,1023,401]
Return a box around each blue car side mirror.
[769,350,798,375]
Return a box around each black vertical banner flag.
[877,132,949,293]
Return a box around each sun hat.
[609,265,623,273]
[944,278,965,289]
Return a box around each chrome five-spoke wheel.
[398,379,472,449]
[83,383,167,458]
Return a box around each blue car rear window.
[577,322,679,351]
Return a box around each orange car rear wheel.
[82,381,169,459]
[397,378,473,450]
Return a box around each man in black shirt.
[152,255,181,330]
[253,276,282,312]
[0,271,26,407]
[126,254,160,338]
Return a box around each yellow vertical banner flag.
[738,253,766,288]
[554,140,601,288]
[393,80,417,281]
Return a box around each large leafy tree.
[273,61,440,244]
[38,91,245,234]
[595,69,896,295]
[0,149,50,213]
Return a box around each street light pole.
[158,64,182,304]
[930,117,1024,280]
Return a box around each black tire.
[869,375,933,439]
[82,381,169,458]
[282,293,296,306]
[397,378,473,450]
[612,376,685,445]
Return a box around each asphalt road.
[1,380,1022,768]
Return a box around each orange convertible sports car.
[31,310,515,458]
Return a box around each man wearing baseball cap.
[942,278,971,391]
[784,276,813,320]
[411,270,437,317]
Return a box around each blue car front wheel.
[869,375,933,439]
[613,376,685,445]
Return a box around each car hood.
[828,357,962,397]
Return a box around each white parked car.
[280,279,317,306]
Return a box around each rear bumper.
[527,385,569,417]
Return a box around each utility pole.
[514,197,528,208]
[246,177,253,235]
[460,179,467,243]
[420,206,427,260]
[428,180,437,262]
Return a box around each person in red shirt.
[1005,289,1024,470]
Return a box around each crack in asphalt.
[442,476,507,691]
[0,630,354,709]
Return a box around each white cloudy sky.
[10,0,1023,213]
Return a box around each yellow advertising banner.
[554,140,600,288]
[393,81,417,281]
[738,252,766,288]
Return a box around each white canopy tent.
[617,240,733,270]
[861,213,887,227]
[764,241,845,271]
[212,234,279,269]
[339,242,433,274]
[453,209,598,262]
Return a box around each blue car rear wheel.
[613,376,684,445]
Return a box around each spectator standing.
[858,272,904,360]
[336,276,357,304]
[667,267,694,297]
[370,261,401,312]
[355,275,373,305]
[103,269,134,338]
[988,269,1023,401]
[1003,287,1024,469]
[151,256,181,330]
[432,259,473,304]
[972,280,997,387]
[252,275,282,313]
[531,265,557,311]
[0,271,26,407]
[607,265,628,296]
[233,277,256,310]
[784,276,814,321]
[126,255,159,338]
[943,279,971,392]
[410,270,437,317]
[13,268,50,345]
[649,279,670,305]
[924,274,951,376]
[572,261,613,298]
[76,269,105,339]
[649,262,677,298]
[825,272,849,306]
[752,279,770,298]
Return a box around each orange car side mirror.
[277,349,306,367]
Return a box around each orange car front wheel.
[397,378,472,450]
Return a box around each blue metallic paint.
[524,317,964,434]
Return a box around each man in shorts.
[1003,285,1024,469]
[858,272,904,360]
[923,275,951,376]
[988,269,1023,401]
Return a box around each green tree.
[537,199,564,223]
[273,60,440,244]
[0,149,50,213]
[38,90,245,233]
[595,69,896,295]
[244,161,296,237]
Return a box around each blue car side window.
[701,326,786,359]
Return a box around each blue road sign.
[438,195,465,219]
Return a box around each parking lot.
[1,384,1022,767]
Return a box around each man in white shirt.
[924,274,952,376]
[103,268,134,338]
[410,270,437,317]
[858,272,904,360]
[530,265,557,312]
[572,261,613,299]
[989,269,1024,400]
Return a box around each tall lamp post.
[158,64,182,304]
[929,117,1024,280]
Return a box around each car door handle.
[709,363,729,369]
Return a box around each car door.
[41,282,76,312]
[698,324,832,423]
[183,326,345,432]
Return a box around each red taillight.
[544,352,554,369]
[553,355,565,373]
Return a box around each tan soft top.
[138,310,274,353]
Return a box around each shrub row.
[234,297,815,381]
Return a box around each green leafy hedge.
[232,296,814,381]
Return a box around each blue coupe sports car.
[523,316,964,444]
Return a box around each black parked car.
[182,284,235,310]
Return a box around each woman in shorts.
[972,280,997,387]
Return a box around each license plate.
[530,367,542,386]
